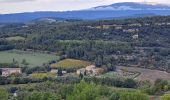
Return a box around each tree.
[0,88,9,100]
[58,68,63,76]
[106,63,116,71]
[154,79,169,92]
[67,80,100,100]
[109,93,120,100]
[21,59,29,65]
[95,56,103,67]
[0,69,2,75]
[161,94,170,100]
[124,78,137,88]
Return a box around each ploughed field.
[0,49,59,67]
[117,66,170,83]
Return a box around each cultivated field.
[100,70,139,79]
[51,59,91,69]
[5,36,25,41]
[0,50,59,67]
[31,73,56,79]
[117,66,170,83]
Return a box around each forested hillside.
[0,16,170,71]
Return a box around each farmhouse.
[1,68,22,77]
[86,65,105,76]
[50,68,67,75]
[77,65,104,76]
[76,68,86,75]
[50,69,58,73]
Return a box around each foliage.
[119,92,149,100]
[142,79,169,95]
[0,88,9,100]
[161,94,170,100]
[31,73,56,80]
[27,92,61,100]
[67,80,100,100]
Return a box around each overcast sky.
[0,0,169,14]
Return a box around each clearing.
[5,36,25,41]
[0,49,59,67]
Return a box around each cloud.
[0,0,169,14]
[0,0,36,3]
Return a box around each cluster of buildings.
[0,65,104,77]
[50,65,105,77]
[76,65,105,76]
[0,68,22,77]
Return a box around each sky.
[0,0,169,14]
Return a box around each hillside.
[0,2,170,23]
[0,16,170,71]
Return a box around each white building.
[1,68,21,77]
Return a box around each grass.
[100,70,139,79]
[5,36,25,41]
[100,72,117,78]
[0,49,59,67]
[31,73,56,79]
[51,59,91,69]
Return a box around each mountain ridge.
[0,2,170,23]
[89,2,170,10]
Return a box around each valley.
[0,9,170,100]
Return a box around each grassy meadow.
[5,36,25,41]
[51,59,91,69]
[0,50,59,67]
[31,73,56,79]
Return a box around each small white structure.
[132,34,139,39]
[50,69,58,73]
[62,71,67,74]
[76,68,86,75]
[1,68,21,77]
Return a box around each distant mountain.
[0,2,170,23]
[90,2,170,10]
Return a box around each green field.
[5,36,25,41]
[0,50,59,67]
[51,59,91,69]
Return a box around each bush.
[0,88,9,100]
[67,80,100,100]
[120,92,149,100]
[161,94,170,100]
[28,92,61,100]
[109,93,120,100]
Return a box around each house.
[50,69,58,73]
[76,68,86,75]
[50,68,67,75]
[1,68,22,77]
[76,65,105,76]
[85,65,105,76]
